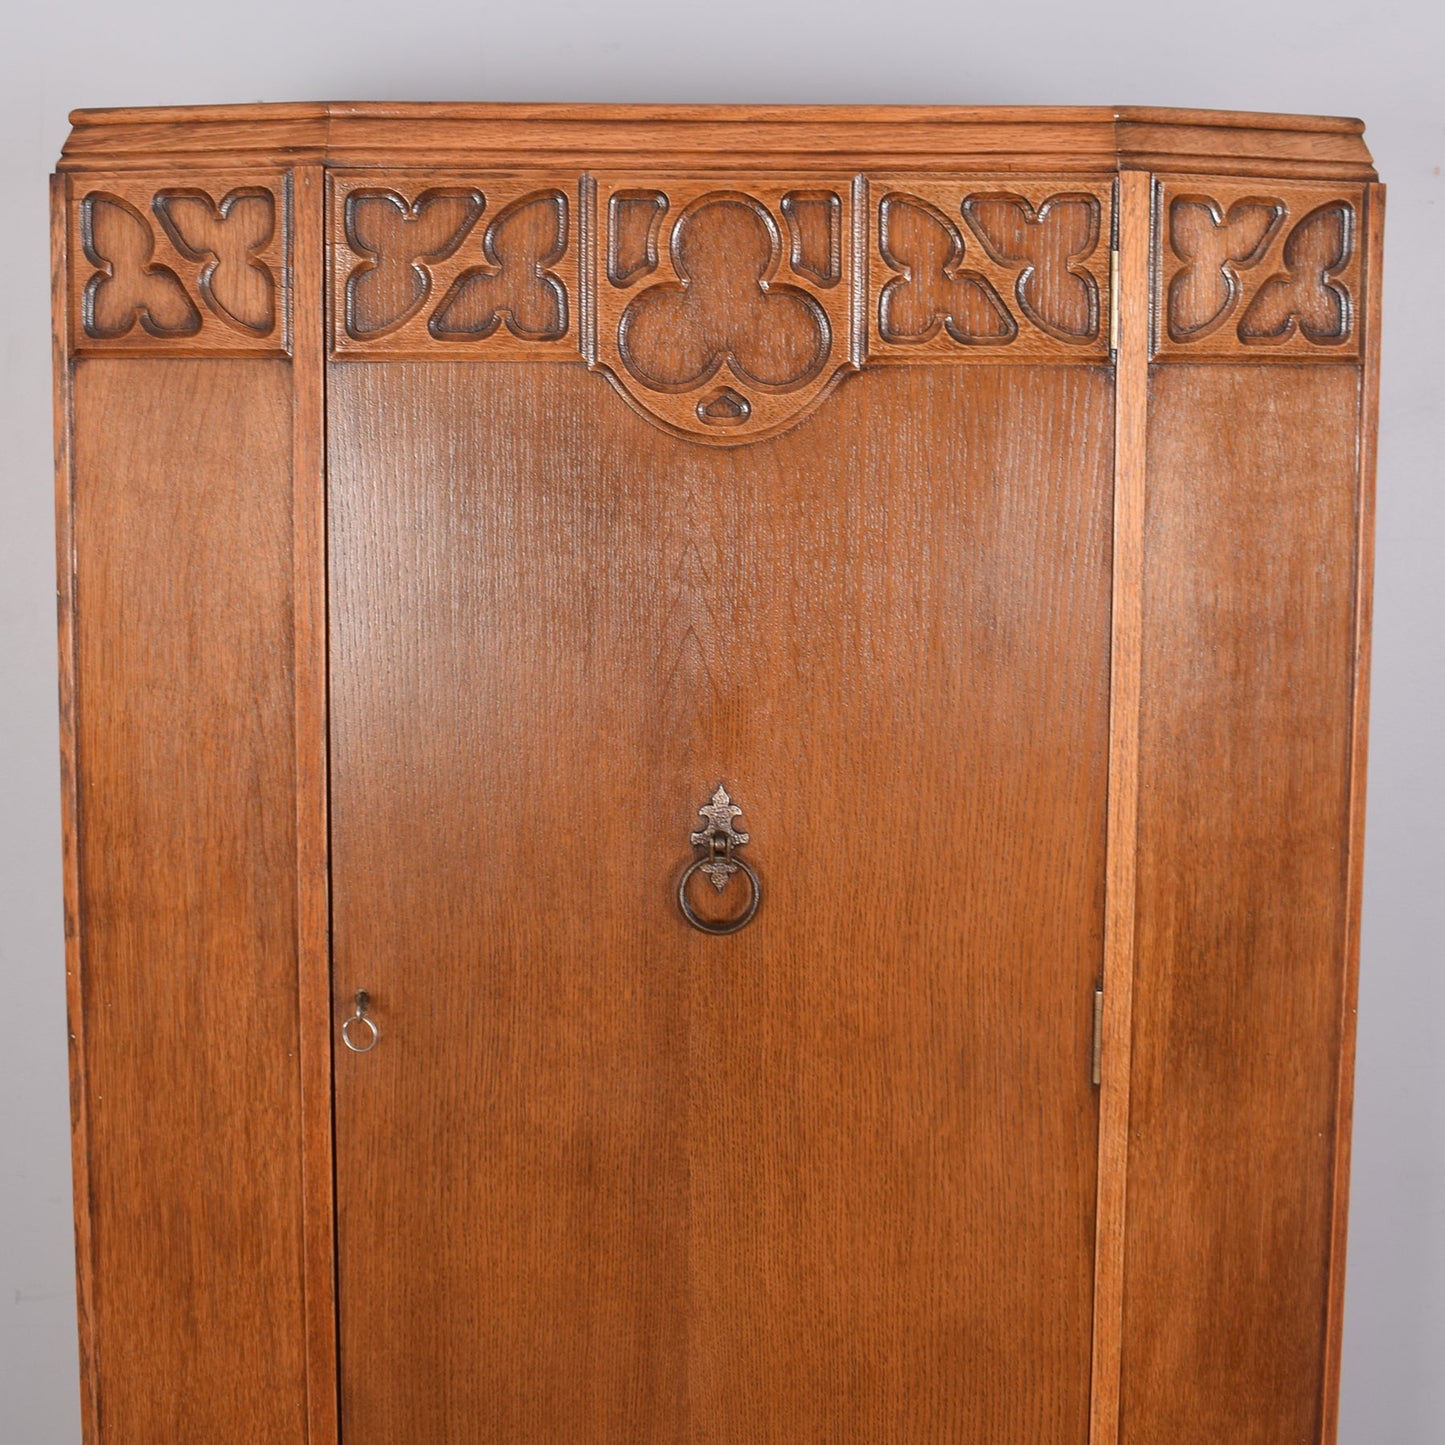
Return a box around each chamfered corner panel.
[1121,362,1363,1445]
[327,359,1113,1444]
[69,359,309,1443]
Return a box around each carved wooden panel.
[70,174,289,356]
[325,173,1116,440]
[1154,180,1366,360]
[329,173,577,360]
[868,178,1115,363]
[586,176,862,443]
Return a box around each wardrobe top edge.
[58,102,1376,179]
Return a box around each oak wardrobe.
[52,103,1381,1444]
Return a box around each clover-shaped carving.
[154,187,277,335]
[877,194,1015,346]
[618,195,831,394]
[1167,196,1285,342]
[1238,203,1353,345]
[962,192,1101,341]
[344,188,486,339]
[81,193,201,339]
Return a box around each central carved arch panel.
[590,176,861,444]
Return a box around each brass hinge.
[1091,986,1105,1087]
[1108,248,1120,355]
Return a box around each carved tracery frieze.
[72,174,288,355]
[1156,180,1365,359]
[868,179,1114,363]
[330,176,575,358]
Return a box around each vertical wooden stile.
[1319,179,1385,1445]
[51,168,99,1445]
[1088,167,1151,1445]
[291,160,339,1445]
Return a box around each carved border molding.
[1154,178,1366,361]
[69,173,290,357]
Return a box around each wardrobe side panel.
[1121,362,1362,1445]
[69,358,309,1443]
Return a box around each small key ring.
[342,991,379,1053]
[678,855,762,935]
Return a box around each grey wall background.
[2,3,1439,1440]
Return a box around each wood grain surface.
[289,162,339,1445]
[1320,179,1385,1445]
[58,104,1378,182]
[52,170,98,1445]
[69,359,309,1440]
[51,104,1383,1445]
[328,359,1113,1443]
[1087,168,1150,1445]
[1119,362,1363,1445]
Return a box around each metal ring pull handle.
[342,989,379,1053]
[678,784,761,935]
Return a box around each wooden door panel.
[329,361,1112,1442]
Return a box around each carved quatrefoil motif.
[153,188,277,335]
[962,192,1101,341]
[618,194,832,394]
[431,192,569,341]
[877,195,1015,346]
[82,194,200,339]
[81,187,279,341]
[1167,196,1286,342]
[345,188,486,337]
[339,186,570,348]
[1237,203,1353,345]
[1159,187,1361,356]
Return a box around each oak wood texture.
[50,104,1382,1445]
[290,162,339,1445]
[51,170,97,1445]
[68,357,308,1440]
[869,177,1114,362]
[60,104,1378,182]
[1087,168,1151,1445]
[69,171,289,356]
[1119,362,1365,1445]
[1320,180,1385,1445]
[1154,177,1367,361]
[328,359,1112,1443]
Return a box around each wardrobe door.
[328,361,1111,1443]
[327,176,1114,1444]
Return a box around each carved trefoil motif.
[587,176,863,444]
[72,174,289,355]
[1156,179,1366,359]
[870,178,1114,363]
[330,174,575,359]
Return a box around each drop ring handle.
[678,784,761,935]
[678,854,761,935]
[341,990,379,1053]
